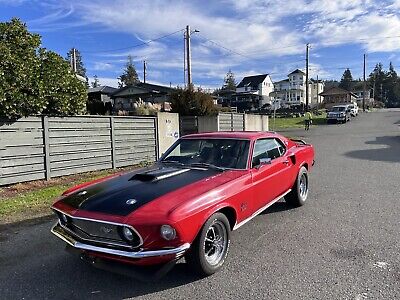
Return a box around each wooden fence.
[0,116,158,186]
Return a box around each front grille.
[53,210,142,249]
[71,219,122,241]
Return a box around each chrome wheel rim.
[203,220,227,266]
[299,173,308,199]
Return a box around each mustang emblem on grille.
[100,226,113,234]
[126,199,137,205]
[77,190,87,196]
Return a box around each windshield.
[161,138,250,169]
[332,106,346,112]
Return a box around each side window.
[252,138,286,167]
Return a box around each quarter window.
[252,138,286,167]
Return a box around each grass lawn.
[269,113,327,130]
[0,166,139,225]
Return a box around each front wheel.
[285,166,309,207]
[186,213,230,276]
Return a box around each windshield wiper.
[189,162,226,172]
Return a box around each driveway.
[1,109,399,299]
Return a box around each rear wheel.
[186,213,230,276]
[285,166,309,207]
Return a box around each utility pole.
[143,60,147,83]
[71,48,77,73]
[363,53,366,112]
[183,31,186,88]
[185,25,192,89]
[316,74,319,111]
[305,43,310,112]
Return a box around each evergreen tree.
[222,70,236,91]
[91,75,100,88]
[339,69,353,91]
[369,63,387,103]
[118,55,139,87]
[385,62,400,107]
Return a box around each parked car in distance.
[348,102,359,117]
[327,105,351,123]
[51,132,315,279]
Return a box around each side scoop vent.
[130,167,190,182]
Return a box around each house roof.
[88,86,118,95]
[135,82,174,93]
[237,74,269,88]
[319,86,358,97]
[274,79,289,84]
[112,82,175,97]
[288,69,305,75]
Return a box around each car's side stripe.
[233,189,291,231]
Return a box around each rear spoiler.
[290,139,309,145]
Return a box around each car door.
[250,138,292,211]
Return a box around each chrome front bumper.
[51,223,190,259]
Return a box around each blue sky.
[2,0,400,89]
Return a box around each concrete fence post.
[156,112,179,157]
[110,116,116,169]
[42,115,51,180]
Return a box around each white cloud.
[95,77,119,87]
[93,62,114,71]
[71,0,303,57]
[19,0,400,84]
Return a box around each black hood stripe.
[61,165,219,216]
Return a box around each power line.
[81,29,185,54]
[196,33,253,60]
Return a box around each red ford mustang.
[51,131,314,279]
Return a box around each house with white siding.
[232,74,274,111]
[271,69,324,108]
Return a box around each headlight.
[160,225,176,240]
[122,226,134,241]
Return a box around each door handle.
[283,160,289,165]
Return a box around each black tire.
[285,166,309,207]
[186,213,231,276]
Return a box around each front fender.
[176,203,238,244]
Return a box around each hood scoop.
[130,167,190,182]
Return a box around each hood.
[59,164,221,216]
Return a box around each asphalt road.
[1,109,399,300]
